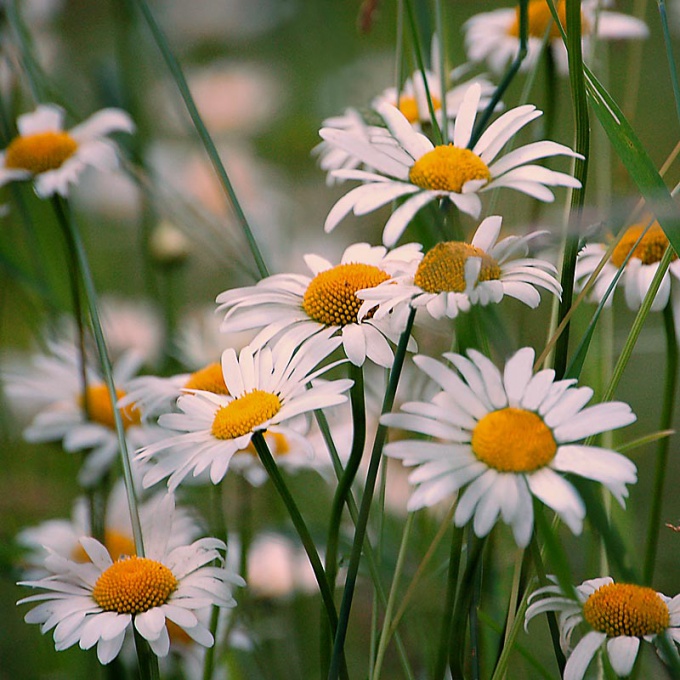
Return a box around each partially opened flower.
[382,347,637,547]
[0,104,134,197]
[320,83,582,246]
[216,242,422,367]
[17,495,243,665]
[358,215,561,322]
[464,0,648,76]
[526,577,680,679]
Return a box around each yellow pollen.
[472,407,557,472]
[409,145,491,193]
[166,618,194,645]
[211,389,282,440]
[583,583,670,637]
[244,431,291,457]
[92,556,178,614]
[78,384,140,430]
[611,222,677,268]
[414,241,501,294]
[302,263,390,326]
[4,131,78,174]
[507,0,590,39]
[184,362,229,395]
[72,530,136,563]
[398,94,441,124]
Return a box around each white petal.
[606,636,640,676]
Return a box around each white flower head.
[526,577,680,679]
[320,83,582,247]
[0,104,134,197]
[464,0,648,76]
[136,331,353,491]
[358,215,561,322]
[382,347,637,547]
[17,494,243,665]
[216,242,423,368]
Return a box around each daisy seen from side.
[382,346,637,547]
[320,83,582,247]
[525,576,680,679]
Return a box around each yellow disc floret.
[414,241,501,293]
[184,362,229,395]
[78,384,140,430]
[507,0,590,40]
[583,583,670,637]
[211,389,282,440]
[472,407,557,472]
[5,131,78,174]
[92,556,178,614]
[409,144,491,193]
[302,263,390,326]
[72,530,136,563]
[611,222,677,268]
[398,95,441,124]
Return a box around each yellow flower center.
[610,223,677,268]
[4,131,78,174]
[167,618,194,645]
[244,431,291,457]
[414,241,501,293]
[398,94,441,124]
[302,263,391,326]
[183,362,229,394]
[507,0,590,40]
[211,389,282,440]
[78,384,140,430]
[583,583,670,637]
[471,407,557,472]
[92,556,178,614]
[72,530,136,563]
[408,145,491,193]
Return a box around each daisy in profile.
[17,495,243,665]
[0,104,134,197]
[526,576,680,679]
[320,83,582,247]
[382,347,637,547]
[358,215,561,323]
[216,242,422,367]
[464,0,648,76]
[136,331,353,491]
[575,218,680,311]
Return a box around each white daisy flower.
[464,0,648,76]
[358,215,561,323]
[216,242,422,368]
[17,495,243,665]
[382,346,637,547]
[575,219,680,311]
[0,104,134,197]
[526,577,680,679]
[320,83,582,247]
[136,332,353,491]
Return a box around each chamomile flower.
[0,104,134,197]
[320,83,582,247]
[382,347,637,547]
[136,332,353,491]
[526,577,680,679]
[216,242,422,367]
[464,0,648,76]
[358,215,561,323]
[575,219,680,311]
[17,495,243,665]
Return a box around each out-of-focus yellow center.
[5,131,78,174]
[414,241,501,293]
[611,223,676,268]
[471,407,557,472]
[211,390,282,440]
[302,263,390,326]
[78,384,140,430]
[398,94,441,124]
[583,583,670,637]
[244,431,291,457]
[72,530,136,563]
[184,362,229,394]
[409,145,491,193]
[92,556,178,614]
[507,0,589,40]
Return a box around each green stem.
[643,302,677,584]
[133,629,160,680]
[434,0,448,145]
[658,0,680,128]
